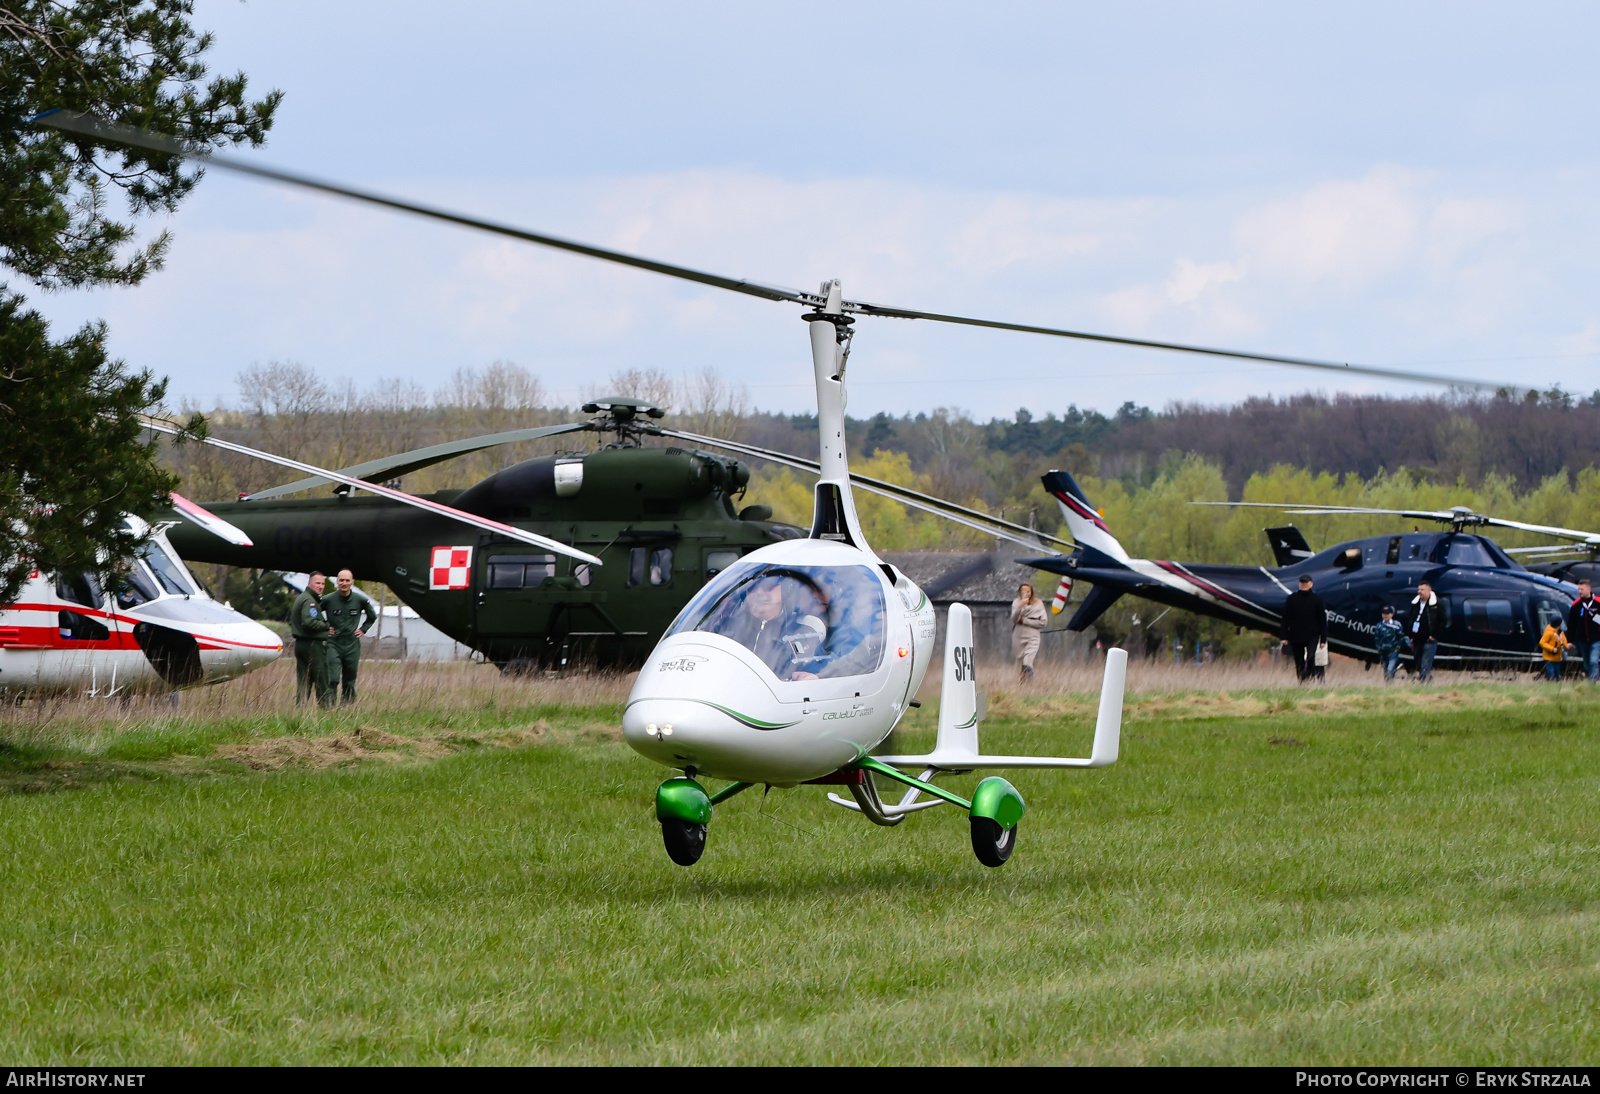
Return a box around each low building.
[879,550,1097,667]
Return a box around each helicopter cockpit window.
[488,554,556,589]
[111,563,160,608]
[139,541,196,596]
[672,563,887,681]
[1442,537,1496,568]
[54,571,103,608]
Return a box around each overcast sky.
[27,2,1600,419]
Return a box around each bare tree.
[676,366,750,442]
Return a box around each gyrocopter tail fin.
[933,603,982,762]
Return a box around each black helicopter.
[1024,471,1587,672]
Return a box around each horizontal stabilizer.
[1265,525,1314,568]
[874,649,1125,771]
[1067,582,1124,632]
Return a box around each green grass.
[2,680,1599,1063]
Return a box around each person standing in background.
[289,571,334,707]
[322,569,379,704]
[1373,605,1404,682]
[1568,579,1600,683]
[1407,580,1442,683]
[1011,583,1048,681]
[1281,574,1328,682]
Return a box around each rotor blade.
[169,491,252,546]
[1504,545,1591,556]
[659,429,1071,554]
[32,110,820,309]
[844,302,1514,392]
[1468,516,1600,546]
[1191,501,1458,523]
[245,421,595,500]
[143,419,602,566]
[1193,501,1600,546]
[30,110,1532,396]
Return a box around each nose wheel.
[661,819,708,865]
[655,776,715,867]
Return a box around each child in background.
[1540,619,1569,682]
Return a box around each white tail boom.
[874,604,1126,770]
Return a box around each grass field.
[2,662,1599,1064]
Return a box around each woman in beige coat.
[1011,583,1048,681]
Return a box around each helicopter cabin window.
[627,548,647,588]
[1386,537,1402,565]
[488,554,556,589]
[1337,546,1362,570]
[573,563,592,588]
[671,563,888,681]
[1534,598,1568,634]
[138,541,196,596]
[649,548,673,586]
[1462,598,1516,635]
[54,571,103,608]
[705,550,740,578]
[1442,537,1496,568]
[58,610,110,642]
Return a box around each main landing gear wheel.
[661,819,708,866]
[970,817,1017,868]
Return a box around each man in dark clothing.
[1282,574,1328,682]
[1568,579,1600,683]
[322,568,379,704]
[289,571,334,707]
[1407,580,1442,683]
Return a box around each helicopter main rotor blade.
[1193,501,1600,546]
[659,429,1072,554]
[169,491,253,546]
[31,110,1529,395]
[142,419,603,565]
[32,111,818,309]
[245,421,595,500]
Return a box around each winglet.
[933,603,981,761]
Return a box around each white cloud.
[25,163,1596,417]
[1232,167,1421,287]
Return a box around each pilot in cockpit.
[721,575,826,681]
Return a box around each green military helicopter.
[166,397,805,668]
[168,391,1061,668]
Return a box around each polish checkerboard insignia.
[430,546,473,590]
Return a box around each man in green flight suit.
[290,571,334,707]
[322,568,379,704]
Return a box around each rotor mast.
[806,280,871,551]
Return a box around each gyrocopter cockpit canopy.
[667,560,888,682]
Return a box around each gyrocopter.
[29,109,1546,867]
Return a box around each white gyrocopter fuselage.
[0,515,283,695]
[624,283,1127,868]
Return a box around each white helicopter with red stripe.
[0,497,282,695]
[0,422,607,697]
